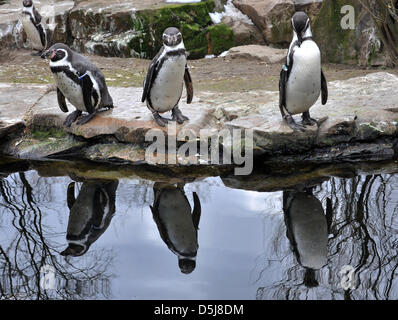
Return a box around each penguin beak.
[164,35,178,47]
[41,49,55,60]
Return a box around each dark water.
[0,158,398,300]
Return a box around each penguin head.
[163,27,183,48]
[41,43,71,62]
[292,11,311,45]
[22,0,33,7]
[178,258,196,274]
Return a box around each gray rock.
[0,83,50,139]
[221,16,265,46]
[233,0,295,46]
[226,44,287,62]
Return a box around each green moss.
[31,128,67,140]
[207,23,234,55]
[313,0,359,64]
[128,0,216,59]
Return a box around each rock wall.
[0,0,237,59]
[0,0,393,65]
[312,0,389,66]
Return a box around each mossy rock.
[207,23,234,55]
[312,0,359,64]
[128,0,217,59]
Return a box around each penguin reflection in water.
[41,43,114,127]
[21,0,52,56]
[150,183,201,274]
[61,180,118,257]
[142,27,193,127]
[279,12,328,131]
[283,186,333,287]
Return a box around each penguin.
[279,11,328,132]
[149,183,201,274]
[21,0,51,56]
[283,187,333,288]
[141,27,193,127]
[41,43,114,127]
[61,180,118,257]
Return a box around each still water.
[0,158,397,300]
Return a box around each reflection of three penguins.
[61,179,332,283]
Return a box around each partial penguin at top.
[21,0,52,56]
[279,11,328,132]
[41,43,114,127]
[142,27,193,127]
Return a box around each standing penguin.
[283,187,333,287]
[41,43,114,127]
[141,27,193,127]
[150,183,201,274]
[21,0,51,56]
[279,11,328,131]
[61,180,118,257]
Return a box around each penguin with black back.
[61,179,118,257]
[279,11,328,131]
[150,182,201,274]
[283,185,333,288]
[21,0,52,56]
[41,43,114,127]
[142,27,193,127]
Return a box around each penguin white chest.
[22,15,44,50]
[150,55,186,113]
[53,72,86,112]
[286,41,321,115]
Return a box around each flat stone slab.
[0,83,50,139]
[226,45,287,63]
[31,87,217,144]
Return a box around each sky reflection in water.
[0,167,397,300]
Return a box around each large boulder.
[226,44,286,63]
[221,16,265,46]
[312,0,390,66]
[233,0,295,46]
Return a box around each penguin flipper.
[33,7,42,24]
[321,69,328,105]
[326,197,333,233]
[67,182,76,210]
[149,203,178,252]
[142,47,163,103]
[184,65,193,104]
[57,88,68,113]
[279,68,288,118]
[192,192,201,230]
[80,74,95,114]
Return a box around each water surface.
[0,158,397,300]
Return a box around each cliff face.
[0,0,392,66]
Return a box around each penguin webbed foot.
[152,112,169,127]
[284,114,306,132]
[64,110,82,127]
[171,107,189,124]
[302,111,317,126]
[76,112,96,126]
